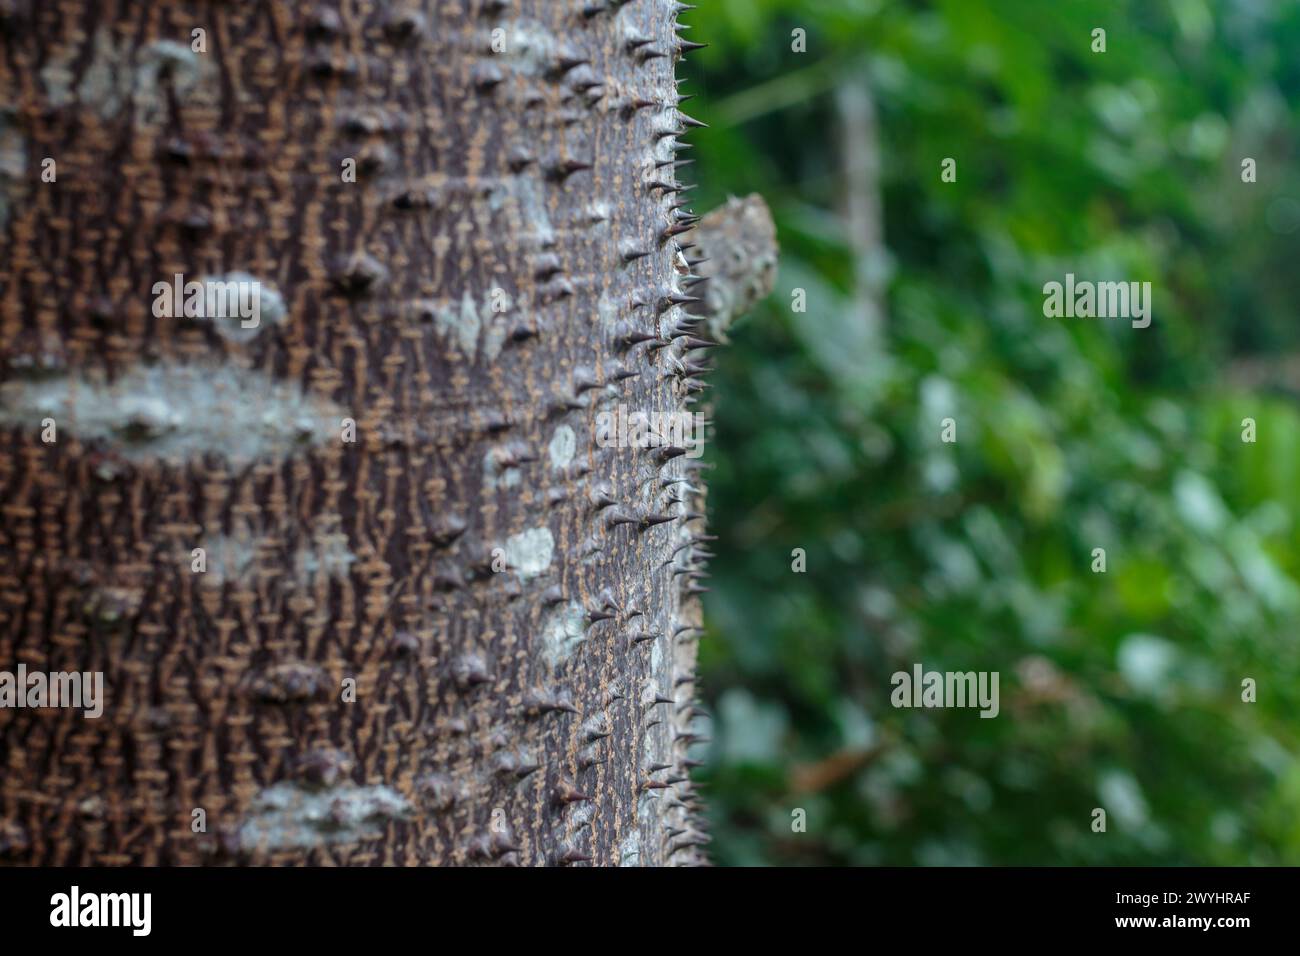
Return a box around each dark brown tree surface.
[0,1,774,865]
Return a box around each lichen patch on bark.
[503,526,554,580]
[0,362,345,466]
[547,425,576,470]
[540,601,587,669]
[238,783,412,852]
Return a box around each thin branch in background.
[834,68,889,336]
[712,55,848,127]
[789,743,889,794]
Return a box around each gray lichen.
[195,272,288,343]
[437,291,482,361]
[238,782,411,851]
[0,361,346,467]
[195,534,262,585]
[0,110,27,231]
[293,530,356,584]
[491,20,560,78]
[196,530,354,588]
[503,527,554,580]
[539,601,586,668]
[547,425,576,471]
[426,290,514,364]
[41,31,212,126]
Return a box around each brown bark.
[0,1,772,866]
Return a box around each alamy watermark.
[50,886,151,936]
[890,664,999,718]
[152,272,262,328]
[595,404,707,458]
[1042,273,1151,329]
[0,665,103,718]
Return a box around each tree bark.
[0,0,772,866]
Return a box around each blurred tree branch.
[835,67,888,336]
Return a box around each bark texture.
[0,0,773,866]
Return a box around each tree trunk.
[0,0,772,866]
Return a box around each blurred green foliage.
[684,0,1300,865]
